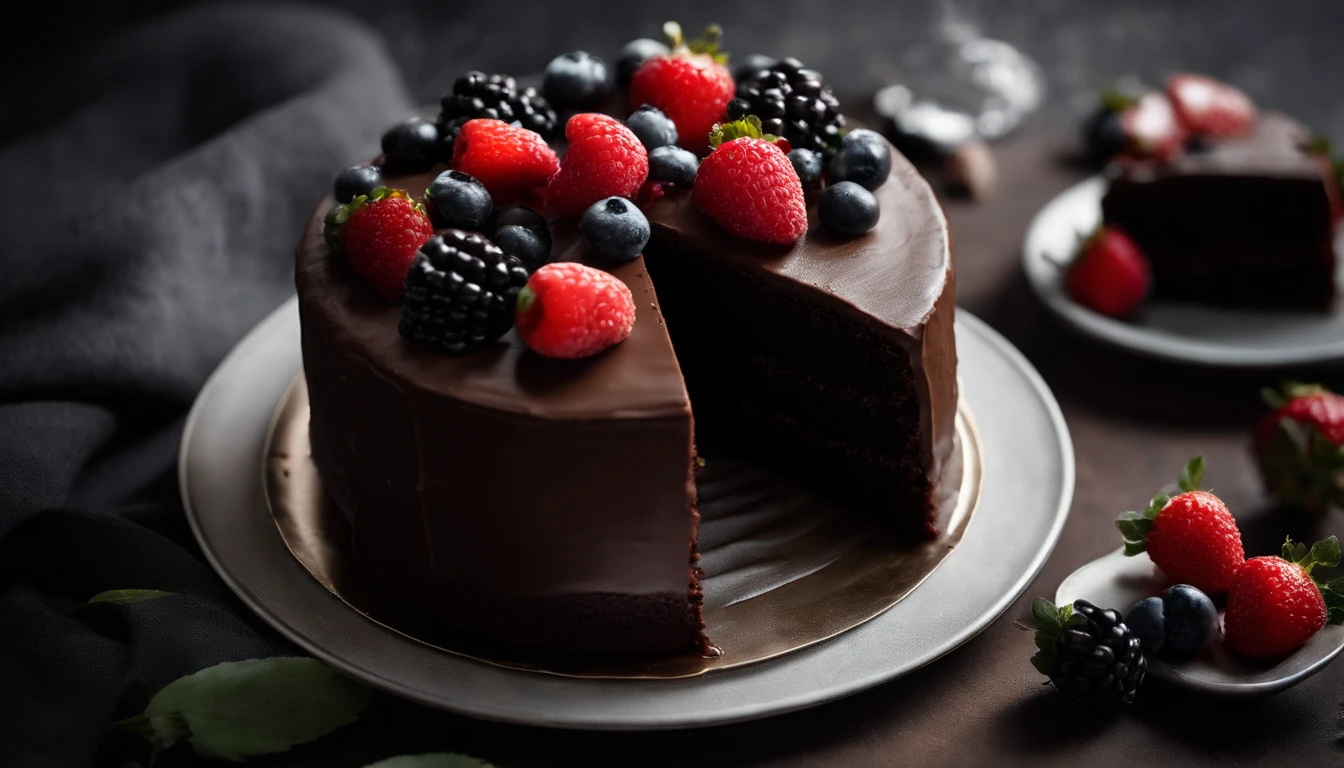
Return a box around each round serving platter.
[180,298,1073,730]
[1023,176,1344,368]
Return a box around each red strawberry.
[547,114,649,218]
[1065,225,1150,317]
[323,187,433,302]
[1116,456,1245,595]
[627,22,735,154]
[692,117,807,245]
[1121,92,1187,159]
[451,119,560,204]
[1224,536,1344,659]
[1166,73,1256,138]
[1255,384,1344,512]
[516,262,636,359]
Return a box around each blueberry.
[616,38,669,88]
[787,148,823,186]
[381,117,440,172]
[648,146,699,188]
[543,51,611,111]
[333,164,383,203]
[495,225,550,272]
[1084,108,1126,164]
[485,206,551,250]
[733,53,778,86]
[826,128,892,190]
[1124,597,1166,655]
[818,181,880,236]
[578,197,650,263]
[626,105,679,150]
[427,170,492,230]
[1162,584,1219,655]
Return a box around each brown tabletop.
[256,117,1344,768]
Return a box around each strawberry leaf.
[1178,455,1204,493]
[708,116,778,148]
[1018,598,1072,680]
[1116,510,1154,556]
[1310,537,1342,570]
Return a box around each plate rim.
[179,299,1074,730]
[1022,175,1344,369]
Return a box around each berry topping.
[399,230,529,354]
[437,72,558,159]
[627,22,736,153]
[647,145,699,188]
[732,54,778,86]
[548,113,649,217]
[484,205,552,251]
[728,56,845,156]
[1122,598,1165,655]
[426,170,493,230]
[1167,73,1256,138]
[787,148,823,187]
[615,38,670,89]
[1224,536,1344,659]
[333,164,383,204]
[1015,598,1146,706]
[634,181,668,210]
[1065,225,1150,317]
[494,224,550,273]
[693,117,807,245]
[1255,383,1344,512]
[543,51,612,112]
[450,119,560,204]
[516,262,636,359]
[825,129,892,190]
[1159,584,1220,657]
[381,117,441,173]
[1115,456,1245,595]
[579,197,651,264]
[818,181,879,237]
[1082,87,1143,164]
[323,187,434,303]
[626,104,680,150]
[1121,92,1186,159]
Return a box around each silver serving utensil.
[1056,548,1344,697]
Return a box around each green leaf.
[364,755,494,768]
[1097,88,1139,113]
[708,116,777,148]
[1309,536,1342,570]
[88,589,174,605]
[138,657,372,762]
[1261,386,1287,409]
[1144,494,1169,519]
[1031,597,1060,632]
[1178,455,1204,493]
[1116,510,1153,556]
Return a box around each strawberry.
[450,118,560,204]
[323,187,433,302]
[1255,383,1344,512]
[627,22,735,154]
[1065,225,1150,317]
[1116,456,1245,595]
[1120,92,1186,159]
[692,117,807,245]
[1224,536,1344,659]
[1166,73,1256,138]
[547,114,649,218]
[516,262,636,359]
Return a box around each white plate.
[180,299,1073,730]
[1023,176,1344,368]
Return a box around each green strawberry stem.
[662,21,728,63]
[1115,455,1203,556]
[1098,88,1138,113]
[1282,535,1344,625]
[322,187,419,252]
[708,116,779,148]
[1012,597,1076,677]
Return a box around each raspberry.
[1224,536,1343,659]
[515,262,635,359]
[692,117,807,245]
[627,23,735,153]
[1065,226,1150,317]
[1167,73,1256,138]
[323,187,433,302]
[436,71,558,160]
[451,119,560,204]
[399,230,529,353]
[547,114,649,218]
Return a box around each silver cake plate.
[180,298,1073,730]
[1023,176,1344,368]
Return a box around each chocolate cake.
[1101,112,1339,309]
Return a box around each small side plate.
[1057,548,1344,697]
[1023,176,1344,368]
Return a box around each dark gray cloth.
[0,5,410,765]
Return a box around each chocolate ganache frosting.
[295,137,956,655]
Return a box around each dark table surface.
[34,1,1344,765]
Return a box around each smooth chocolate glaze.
[295,138,956,654]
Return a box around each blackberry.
[1017,598,1146,706]
[436,72,559,161]
[727,57,845,155]
[400,230,530,354]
